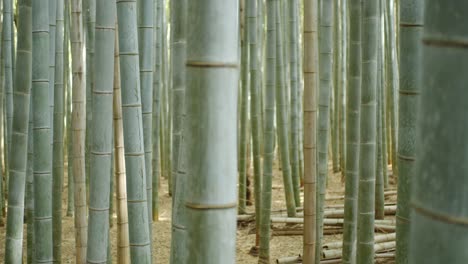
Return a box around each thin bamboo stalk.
[52,0,64,260]
[113,22,130,264]
[316,0,335,261]
[169,0,188,262]
[137,0,154,235]
[26,100,34,263]
[71,0,88,261]
[275,1,296,218]
[303,0,318,259]
[4,0,32,261]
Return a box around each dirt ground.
[0,161,396,263]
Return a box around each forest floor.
[0,161,397,263]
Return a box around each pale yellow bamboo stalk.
[70,0,87,262]
[303,0,319,260]
[113,23,130,264]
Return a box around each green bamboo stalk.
[86,0,115,261]
[303,0,319,260]
[151,0,162,222]
[238,0,249,214]
[85,0,95,188]
[26,100,34,263]
[184,1,238,263]
[288,0,301,207]
[3,0,14,197]
[384,0,398,178]
[137,0,154,237]
[331,0,341,174]
[316,0,334,261]
[52,0,64,262]
[0,20,5,220]
[375,21,385,219]
[113,25,131,263]
[409,2,468,263]
[342,1,361,263]
[395,0,424,262]
[4,0,32,261]
[32,0,53,262]
[247,0,262,248]
[356,0,378,263]
[258,0,276,262]
[339,0,347,174]
[116,0,152,261]
[275,2,297,218]
[71,0,88,261]
[64,0,74,218]
[4,0,13,169]
[48,0,56,150]
[169,0,189,261]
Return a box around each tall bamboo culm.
[3,0,13,174]
[113,23,131,264]
[288,0,301,207]
[32,0,53,262]
[342,0,361,263]
[238,0,249,215]
[52,0,65,261]
[247,0,262,248]
[71,0,88,261]
[275,0,296,218]
[4,0,32,261]
[170,0,188,261]
[184,0,239,263]
[409,2,468,263]
[151,0,163,222]
[258,0,276,262]
[26,102,35,264]
[356,0,378,263]
[303,0,318,260]
[48,0,56,150]
[395,0,424,262]
[86,0,116,262]
[316,0,334,261]
[116,0,152,262]
[137,0,154,234]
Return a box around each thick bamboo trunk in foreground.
[409,2,468,264]
[184,1,239,263]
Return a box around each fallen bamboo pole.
[276,255,302,264]
[323,241,395,259]
[271,215,396,225]
[323,233,395,249]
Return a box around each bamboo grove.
[0,0,465,263]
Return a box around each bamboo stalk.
[113,22,130,264]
